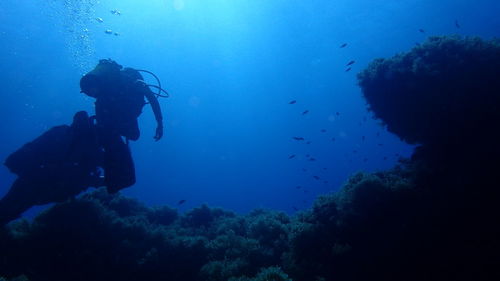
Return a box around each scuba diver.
[79,59,168,194]
[0,111,104,226]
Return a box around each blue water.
[0,0,498,216]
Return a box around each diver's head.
[80,59,123,97]
[80,74,101,97]
[71,111,91,132]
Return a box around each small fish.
[383,156,388,160]
[346,60,355,66]
[302,110,309,115]
[340,43,348,48]
[306,141,312,145]
[331,137,336,142]
[296,186,302,189]
[293,137,305,141]
[455,20,460,28]
[309,158,316,161]
[96,17,104,23]
[378,143,384,146]
[292,206,299,211]
[114,32,120,36]
[288,154,296,159]
[419,28,425,33]
[305,154,310,158]
[302,168,307,172]
[323,167,327,170]
[362,136,365,141]
[336,112,340,116]
[313,176,320,180]
[289,100,297,104]
[104,30,113,34]
[345,67,352,72]
[110,9,121,15]
[320,129,326,133]
[178,199,186,205]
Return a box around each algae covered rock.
[358,36,500,147]
[228,266,292,281]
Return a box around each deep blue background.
[0,0,498,215]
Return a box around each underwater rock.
[358,36,500,149]
[0,276,29,281]
[1,157,500,281]
[228,266,292,281]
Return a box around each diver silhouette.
[0,111,103,226]
[80,59,165,193]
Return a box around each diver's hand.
[154,124,163,141]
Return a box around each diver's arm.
[144,89,164,141]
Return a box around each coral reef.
[284,166,419,281]
[358,36,500,149]
[0,276,29,281]
[0,189,292,281]
[2,157,497,281]
[229,267,292,281]
[1,157,500,281]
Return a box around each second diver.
[80,59,166,193]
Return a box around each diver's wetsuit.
[81,60,163,194]
[0,111,102,226]
[92,70,148,193]
[94,90,138,193]
[80,59,163,193]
